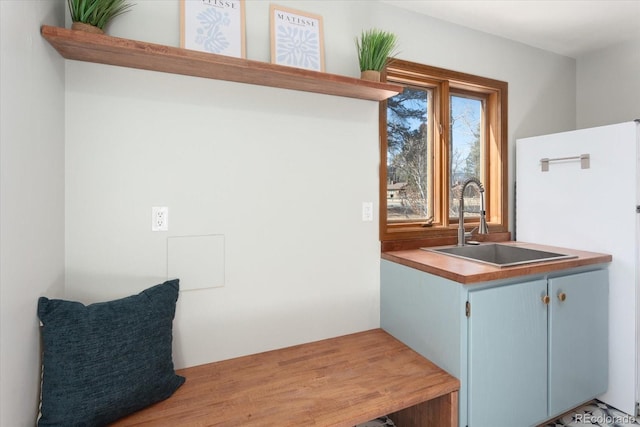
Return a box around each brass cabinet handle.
[542,295,550,305]
[558,292,567,302]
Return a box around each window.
[380,60,508,242]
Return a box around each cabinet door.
[548,270,608,417]
[468,279,548,427]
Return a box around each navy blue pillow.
[37,279,185,427]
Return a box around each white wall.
[64,69,383,368]
[1,0,581,423]
[0,1,65,425]
[577,37,640,128]
[64,1,578,369]
[64,1,381,369]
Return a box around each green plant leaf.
[356,29,399,72]
[67,0,134,30]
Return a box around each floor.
[543,400,639,426]
[355,400,639,427]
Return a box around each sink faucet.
[457,177,489,246]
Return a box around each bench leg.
[388,391,458,427]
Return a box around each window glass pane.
[450,94,483,219]
[386,87,431,222]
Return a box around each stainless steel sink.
[423,243,577,268]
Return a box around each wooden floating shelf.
[40,25,403,102]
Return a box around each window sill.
[380,231,512,252]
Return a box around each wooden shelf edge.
[40,25,403,101]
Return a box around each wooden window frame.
[379,60,508,243]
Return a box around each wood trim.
[498,83,509,226]
[379,59,509,243]
[380,231,512,252]
[379,79,390,240]
[438,80,450,228]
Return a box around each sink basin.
[423,243,577,268]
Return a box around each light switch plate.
[362,202,373,221]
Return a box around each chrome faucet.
[457,177,489,246]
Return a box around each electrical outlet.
[152,207,168,231]
[362,202,373,221]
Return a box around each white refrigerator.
[516,120,640,416]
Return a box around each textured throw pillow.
[37,279,185,427]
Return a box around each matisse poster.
[181,0,246,58]
[270,4,325,72]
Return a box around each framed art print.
[181,0,246,58]
[270,4,325,72]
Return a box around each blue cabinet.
[467,279,548,426]
[548,271,608,415]
[381,261,609,427]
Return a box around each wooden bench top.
[111,328,459,426]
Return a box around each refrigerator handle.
[540,154,590,172]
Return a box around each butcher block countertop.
[110,329,459,427]
[382,241,612,285]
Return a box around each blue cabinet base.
[381,260,609,427]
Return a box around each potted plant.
[355,29,399,82]
[68,0,134,34]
